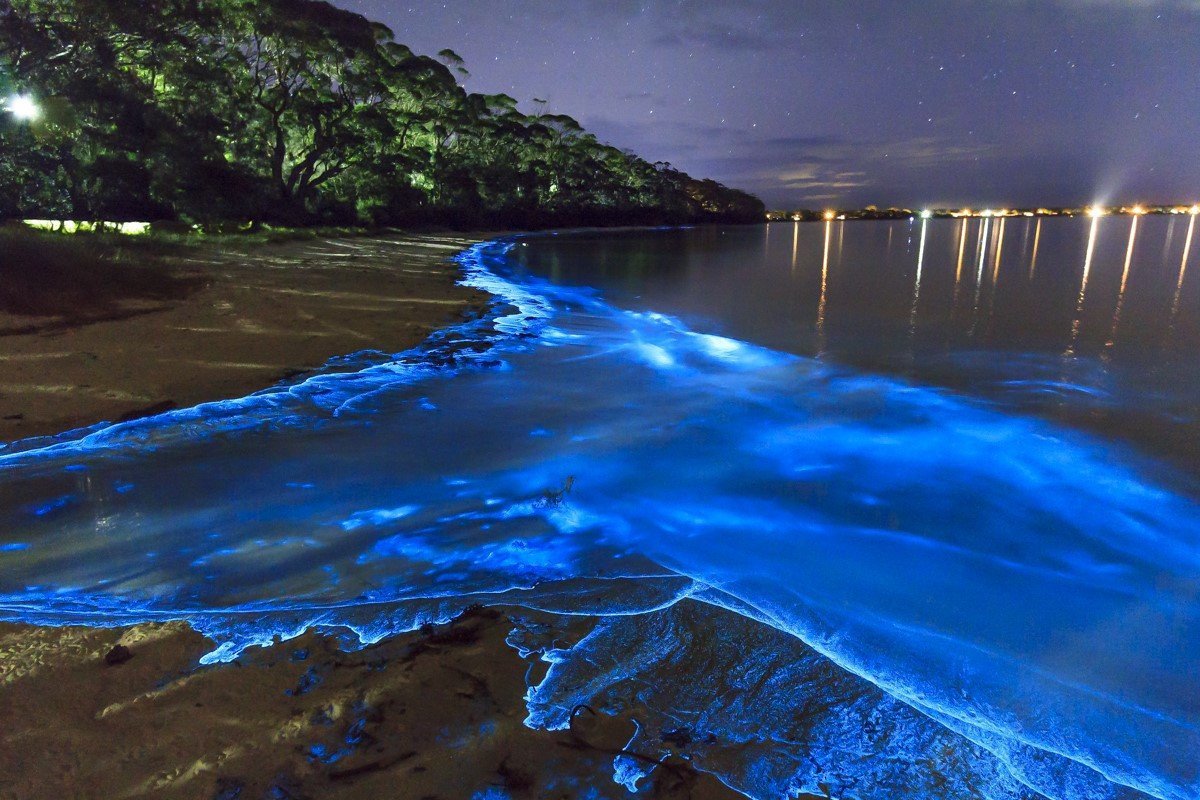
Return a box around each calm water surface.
[515,218,1200,472]
[0,222,1197,800]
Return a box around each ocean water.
[1,221,1198,799]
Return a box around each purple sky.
[333,1,1200,209]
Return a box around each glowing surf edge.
[0,230,1187,800]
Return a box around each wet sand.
[0,609,742,800]
[0,232,491,445]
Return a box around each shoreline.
[0,229,749,799]
[0,231,494,446]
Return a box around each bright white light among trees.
[5,94,40,121]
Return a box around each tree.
[0,0,764,227]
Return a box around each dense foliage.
[0,0,763,227]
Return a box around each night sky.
[333,1,1200,209]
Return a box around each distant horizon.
[333,0,1200,209]
[765,201,1200,214]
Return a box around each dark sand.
[0,232,490,444]
[0,609,742,799]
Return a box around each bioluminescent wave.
[0,234,1197,800]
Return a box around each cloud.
[702,134,1003,207]
[760,135,849,150]
[652,27,777,52]
[774,165,870,191]
[776,166,820,183]
[646,0,789,52]
[864,137,1001,168]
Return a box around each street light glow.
[5,94,40,121]
[920,209,932,219]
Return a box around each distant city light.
[5,94,40,121]
[769,203,1197,221]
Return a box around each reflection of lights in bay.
[910,219,928,335]
[1121,216,1139,293]
[1170,214,1196,326]
[973,218,991,318]
[1163,216,1177,263]
[817,221,831,350]
[992,218,1006,284]
[1107,216,1139,347]
[791,221,799,272]
[1029,218,1042,279]
[1068,216,1101,354]
[954,219,968,295]
[762,211,1200,359]
[986,219,1007,325]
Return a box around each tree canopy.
[0,0,764,227]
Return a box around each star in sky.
[336,0,1200,208]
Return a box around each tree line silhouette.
[0,0,764,228]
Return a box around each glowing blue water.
[0,234,1197,800]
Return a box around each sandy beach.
[0,231,745,799]
[0,232,491,444]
